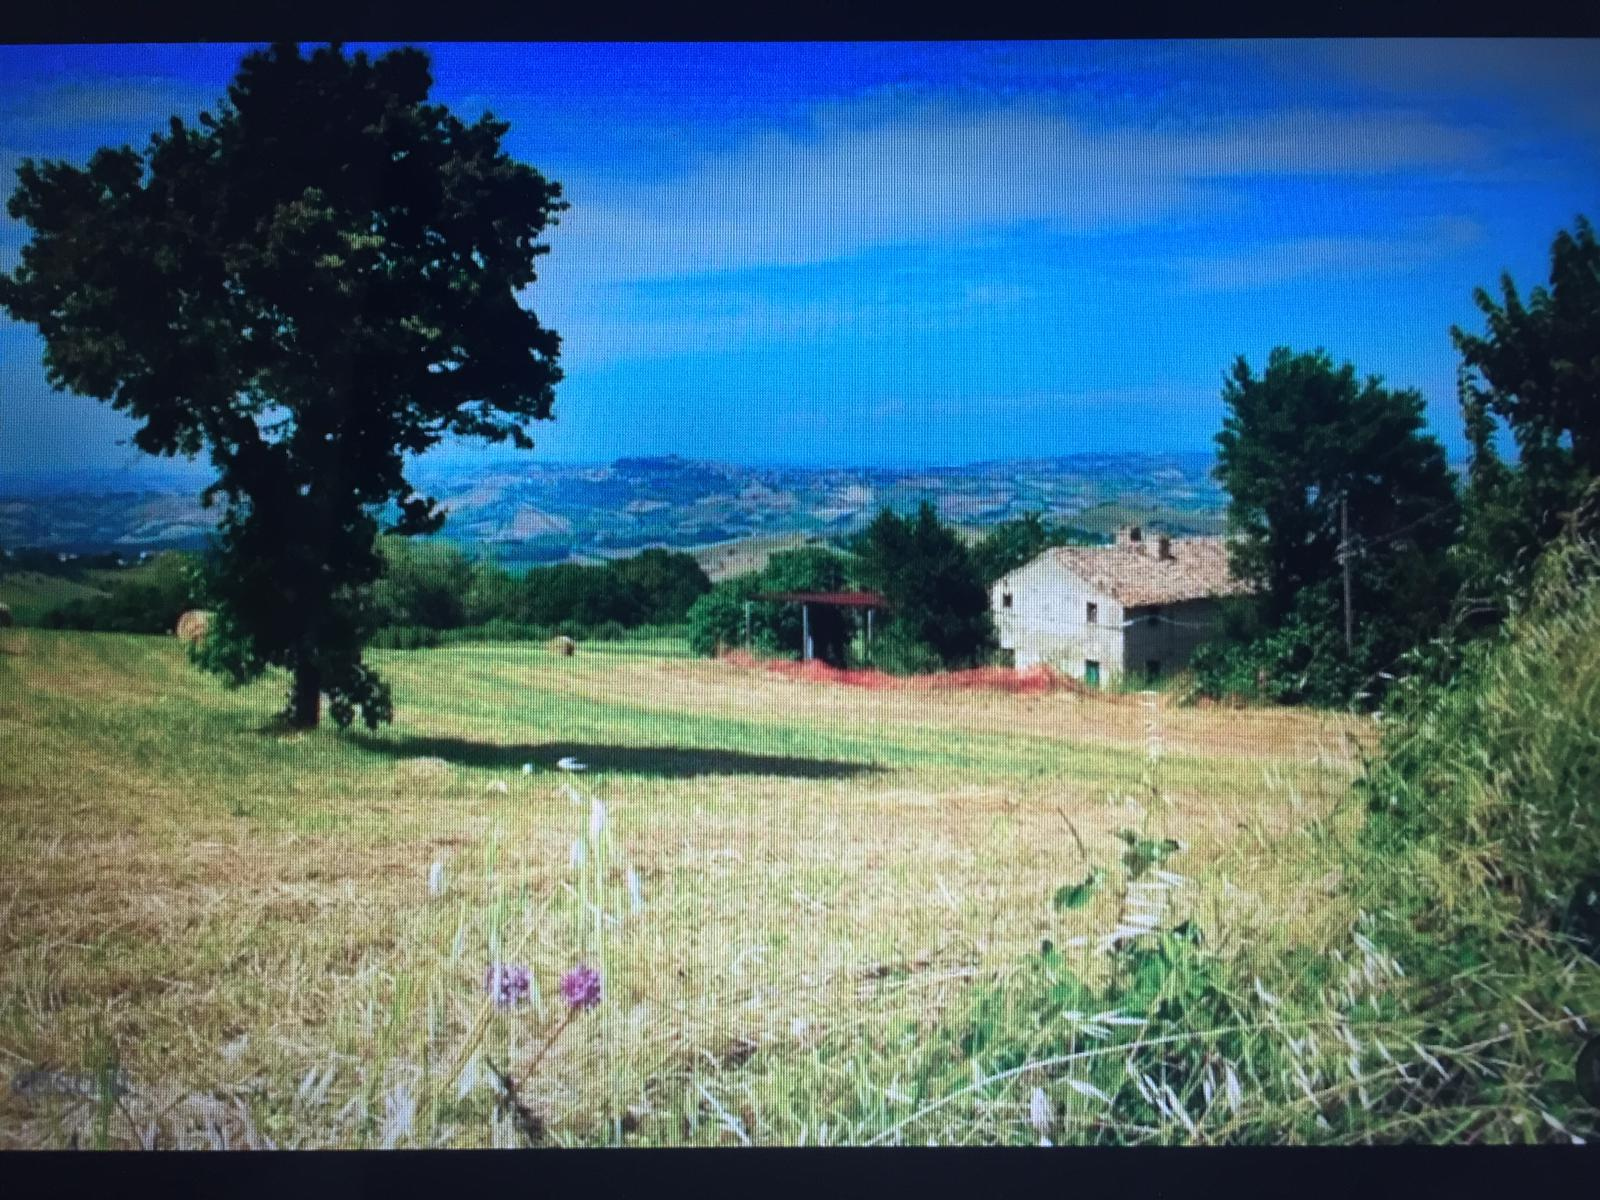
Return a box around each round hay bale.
[175,609,213,646]
[0,602,12,628]
[549,635,576,657]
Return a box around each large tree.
[0,43,566,727]
[1451,215,1600,603]
[1213,347,1459,673]
[851,502,995,670]
[969,511,1103,587]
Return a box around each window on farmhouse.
[1086,602,1098,624]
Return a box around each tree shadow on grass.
[346,733,886,780]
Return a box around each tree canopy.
[1206,347,1459,703]
[1451,214,1600,607]
[0,43,566,727]
[969,512,1104,587]
[850,503,995,671]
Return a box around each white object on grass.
[556,757,587,772]
[427,860,446,897]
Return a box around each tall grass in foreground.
[834,520,1600,1146]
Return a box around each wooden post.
[744,600,752,651]
[1340,493,1354,656]
[802,602,812,662]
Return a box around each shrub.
[40,551,199,635]
[868,623,943,676]
[368,624,443,650]
[436,620,552,646]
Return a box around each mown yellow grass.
[0,627,1364,1146]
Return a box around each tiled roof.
[1045,536,1253,608]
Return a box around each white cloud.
[537,96,1489,287]
[1170,217,1485,293]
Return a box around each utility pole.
[743,600,752,651]
[1340,492,1354,656]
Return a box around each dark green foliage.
[0,43,565,728]
[685,546,855,663]
[970,512,1103,587]
[1189,586,1388,707]
[850,503,996,671]
[605,549,712,626]
[868,622,945,676]
[369,537,475,630]
[1207,347,1460,705]
[367,624,444,650]
[1450,215,1600,612]
[41,551,199,634]
[686,574,765,658]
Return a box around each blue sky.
[2,39,1598,478]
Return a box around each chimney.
[1158,534,1173,561]
[1117,525,1143,548]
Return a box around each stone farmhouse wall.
[992,559,1226,684]
[991,556,1126,679]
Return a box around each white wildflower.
[427,860,446,897]
[570,838,586,869]
[589,797,607,841]
[1253,978,1280,1008]
[791,1017,810,1040]
[521,762,533,775]
[486,780,509,795]
[1029,1087,1055,1138]
[627,866,644,913]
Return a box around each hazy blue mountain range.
[0,452,1231,567]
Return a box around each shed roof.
[754,590,890,608]
[1027,536,1252,608]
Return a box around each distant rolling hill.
[1,452,1229,569]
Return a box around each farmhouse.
[991,526,1251,685]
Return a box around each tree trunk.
[288,661,322,729]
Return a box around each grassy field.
[0,625,1370,1147]
[0,570,111,625]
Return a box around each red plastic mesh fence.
[715,650,1082,696]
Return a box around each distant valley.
[0,452,1230,577]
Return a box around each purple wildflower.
[484,962,532,1011]
[559,964,603,1011]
